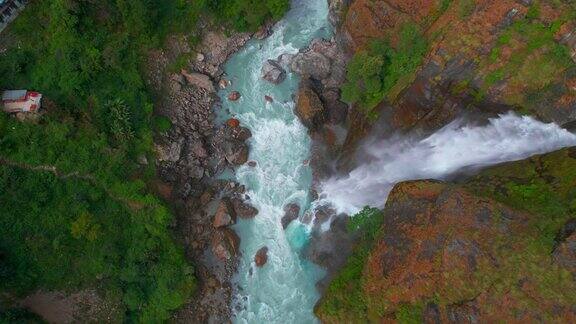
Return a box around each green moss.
[341,23,428,119]
[458,0,476,18]
[396,303,424,324]
[316,208,383,322]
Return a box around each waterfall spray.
[320,113,576,215]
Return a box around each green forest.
[0,0,289,322]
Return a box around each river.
[216,0,576,323]
[217,0,332,323]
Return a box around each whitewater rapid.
[217,0,332,323]
[320,113,576,215]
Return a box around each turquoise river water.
[217,0,332,323]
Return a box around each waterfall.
[320,113,576,215]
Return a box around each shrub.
[342,24,428,119]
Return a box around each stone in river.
[255,247,269,267]
[228,91,241,101]
[261,59,286,84]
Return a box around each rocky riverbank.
[144,21,274,322]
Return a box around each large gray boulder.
[290,51,331,80]
[261,59,286,84]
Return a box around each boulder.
[181,69,215,93]
[261,59,286,84]
[282,203,300,229]
[290,51,331,80]
[295,83,326,130]
[213,200,236,228]
[228,91,241,101]
[254,247,269,267]
[224,140,249,165]
[231,198,259,219]
[265,95,274,103]
[233,127,252,141]
[211,228,240,261]
[254,22,273,40]
[219,78,230,89]
[227,118,240,128]
[247,161,257,167]
[277,53,295,67]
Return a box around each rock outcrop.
[281,203,300,229]
[316,147,576,323]
[261,59,286,84]
[211,228,241,261]
[295,81,326,130]
[254,247,269,267]
[231,197,259,219]
[213,200,236,228]
[338,0,576,166]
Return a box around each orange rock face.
[319,148,576,322]
[226,118,240,128]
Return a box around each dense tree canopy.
[0,0,290,321]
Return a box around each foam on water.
[217,0,332,323]
[320,113,576,215]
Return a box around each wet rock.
[282,203,300,229]
[224,140,249,165]
[290,51,331,80]
[261,59,286,84]
[277,53,295,67]
[306,215,353,284]
[228,91,241,101]
[213,200,236,228]
[247,161,257,167]
[231,198,259,219]
[254,247,269,267]
[211,228,240,261]
[227,118,240,128]
[233,127,252,141]
[219,78,230,89]
[181,69,215,93]
[296,81,326,130]
[264,95,274,103]
[255,21,274,40]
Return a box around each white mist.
[320,113,576,215]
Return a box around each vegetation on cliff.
[341,24,428,119]
[316,148,576,322]
[315,207,383,322]
[0,0,289,321]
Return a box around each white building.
[1,90,42,113]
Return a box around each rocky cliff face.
[316,147,576,322]
[338,0,576,164]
